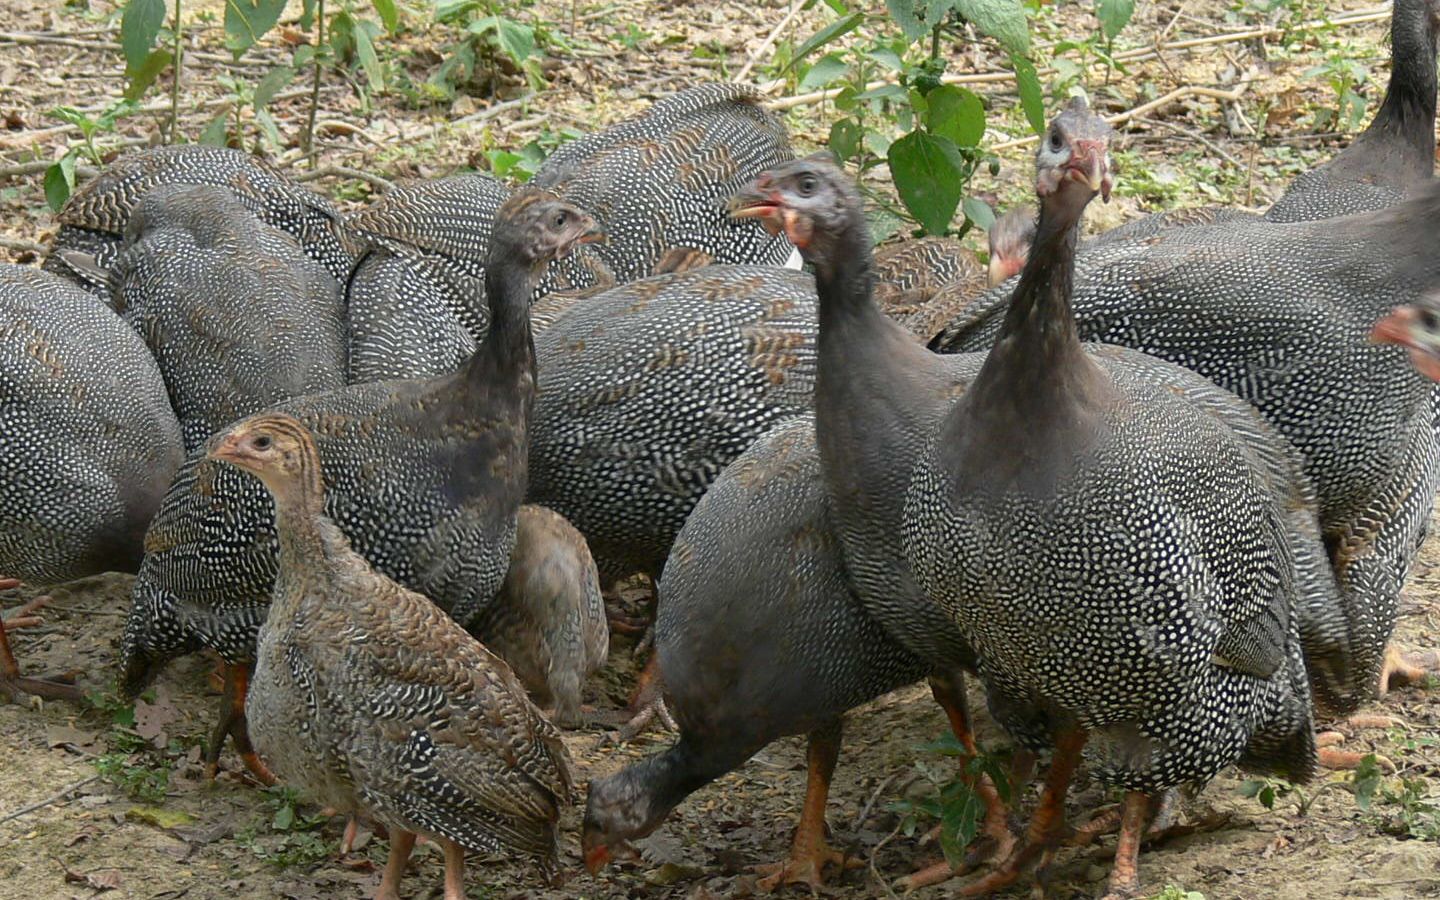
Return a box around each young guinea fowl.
[206,413,572,897]
[119,189,601,782]
[932,160,1440,723]
[44,145,354,297]
[734,108,1350,896]
[584,415,988,891]
[480,504,609,726]
[109,184,347,450]
[0,264,183,700]
[1265,0,1440,223]
[985,205,1036,285]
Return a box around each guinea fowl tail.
[118,577,199,698]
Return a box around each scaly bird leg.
[1099,792,1150,900]
[1380,644,1440,693]
[442,838,467,900]
[204,663,277,786]
[375,829,417,900]
[0,580,82,701]
[754,722,861,891]
[613,655,677,740]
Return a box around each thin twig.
[304,0,325,166]
[0,30,267,69]
[451,93,535,127]
[989,85,1247,153]
[735,0,803,83]
[0,235,46,253]
[292,165,394,191]
[168,0,182,143]
[1133,116,1246,168]
[867,821,905,900]
[856,769,908,827]
[0,775,99,826]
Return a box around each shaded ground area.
[3,0,1440,897]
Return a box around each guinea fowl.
[732,105,1350,895]
[1373,292,1440,380]
[985,205,1036,285]
[584,416,997,890]
[119,189,601,782]
[109,184,347,450]
[932,157,1440,719]
[0,264,183,700]
[44,145,354,297]
[1265,0,1440,222]
[206,413,572,897]
[479,504,609,726]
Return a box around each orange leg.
[753,723,861,891]
[1099,792,1150,899]
[957,727,1089,897]
[0,580,82,701]
[1379,645,1440,694]
[376,828,417,900]
[204,663,277,786]
[896,674,1016,890]
[442,838,466,900]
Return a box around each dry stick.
[1131,116,1246,168]
[168,0,181,143]
[292,165,394,191]
[0,235,46,253]
[734,0,803,83]
[0,30,268,69]
[0,775,100,827]
[451,93,535,128]
[988,85,1247,153]
[304,0,326,166]
[759,7,1390,107]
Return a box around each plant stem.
[304,0,325,166]
[169,0,182,142]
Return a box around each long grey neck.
[466,254,539,389]
[1362,0,1439,165]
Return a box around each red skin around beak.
[584,843,611,875]
[1371,306,1440,382]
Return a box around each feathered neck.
[1360,0,1439,166]
[466,246,540,388]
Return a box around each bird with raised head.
[207,413,572,899]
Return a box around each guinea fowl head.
[581,766,673,874]
[206,413,323,508]
[1372,294,1440,381]
[986,205,1036,286]
[489,188,604,271]
[1032,96,1113,224]
[729,152,864,279]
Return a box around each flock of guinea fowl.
[6,2,1440,898]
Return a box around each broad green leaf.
[44,153,77,212]
[121,0,167,70]
[1095,0,1134,41]
[855,83,906,102]
[925,0,953,25]
[800,53,848,91]
[792,12,864,67]
[938,785,981,868]
[953,0,1029,55]
[1011,52,1045,134]
[867,47,904,72]
[495,17,536,64]
[253,64,295,110]
[886,0,927,41]
[299,0,317,29]
[888,129,964,235]
[124,48,173,101]
[436,0,480,21]
[927,84,985,147]
[962,195,995,231]
[372,0,399,32]
[828,117,862,161]
[353,23,384,92]
[293,44,316,68]
[199,111,230,146]
[863,130,892,158]
[225,0,288,54]
[272,803,295,831]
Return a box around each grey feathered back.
[109,184,348,451]
[0,264,183,583]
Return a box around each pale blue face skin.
[1033,99,1114,205]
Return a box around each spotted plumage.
[527,265,817,584]
[109,184,347,450]
[208,414,571,891]
[44,145,355,296]
[1265,0,1438,222]
[871,236,987,341]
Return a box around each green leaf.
[124,48,173,101]
[253,64,296,110]
[127,806,196,829]
[962,196,995,231]
[353,24,384,92]
[255,107,282,148]
[199,111,231,146]
[800,53,849,91]
[1095,0,1134,41]
[952,0,1029,55]
[927,84,985,147]
[888,129,964,235]
[828,117,863,162]
[225,0,288,54]
[372,0,399,32]
[792,12,864,67]
[435,0,479,22]
[1010,52,1045,134]
[121,0,167,70]
[293,43,316,69]
[886,0,927,41]
[272,803,295,831]
[49,105,95,132]
[863,130,892,158]
[867,47,905,72]
[938,784,982,867]
[44,153,77,213]
[495,17,536,64]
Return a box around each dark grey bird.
[1265,0,1440,223]
[118,190,601,783]
[109,184,348,450]
[207,413,572,895]
[0,264,183,699]
[43,145,355,297]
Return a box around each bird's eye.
[253,435,273,451]
[552,211,569,229]
[1049,131,1063,151]
[1421,309,1439,331]
[797,175,818,197]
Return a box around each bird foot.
[1067,790,1180,848]
[895,819,1018,890]
[1380,645,1440,693]
[1317,744,1396,772]
[0,670,84,702]
[0,591,83,703]
[754,844,859,892]
[606,696,677,743]
[605,609,650,636]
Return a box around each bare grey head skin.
[1030,96,1114,220]
[987,205,1037,287]
[1372,293,1440,381]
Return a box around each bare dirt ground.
[4,0,1440,898]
